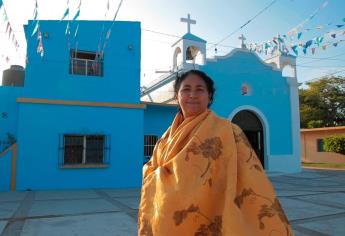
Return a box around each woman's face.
[177,74,211,119]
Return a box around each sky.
[0,0,345,86]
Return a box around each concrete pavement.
[0,169,344,236]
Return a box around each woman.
[138,70,293,236]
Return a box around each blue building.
[141,16,301,175]
[0,18,301,192]
[1,20,144,191]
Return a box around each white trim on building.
[228,105,271,170]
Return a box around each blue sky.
[0,0,344,86]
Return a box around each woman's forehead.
[181,75,207,86]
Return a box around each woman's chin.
[184,110,205,118]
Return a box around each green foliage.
[324,135,345,155]
[299,76,345,128]
[307,120,323,128]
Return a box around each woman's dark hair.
[174,69,215,108]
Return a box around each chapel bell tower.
[172,14,207,71]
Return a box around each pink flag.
[5,22,10,32]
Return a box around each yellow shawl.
[138,110,293,236]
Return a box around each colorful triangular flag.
[31,21,39,36]
[61,8,69,21]
[315,36,324,46]
[72,9,80,21]
[291,45,298,55]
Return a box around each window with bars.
[144,135,158,163]
[61,134,109,166]
[69,49,103,77]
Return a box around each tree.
[324,135,345,155]
[299,76,345,128]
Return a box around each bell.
[186,47,193,60]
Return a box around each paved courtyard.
[0,168,344,236]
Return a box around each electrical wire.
[210,0,278,50]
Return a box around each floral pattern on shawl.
[138,112,293,236]
[234,188,293,236]
[233,125,263,173]
[186,137,223,186]
[173,204,222,236]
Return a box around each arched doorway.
[232,110,265,168]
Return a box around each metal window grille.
[144,135,158,164]
[69,50,103,77]
[58,134,110,166]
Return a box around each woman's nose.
[189,91,197,98]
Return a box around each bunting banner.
[61,8,69,21]
[74,23,79,38]
[99,0,124,57]
[29,0,44,57]
[72,9,80,21]
[72,0,81,21]
[60,0,69,21]
[0,3,20,50]
[246,1,345,58]
[31,0,39,36]
[247,28,345,57]
[36,31,44,57]
[287,1,329,37]
[65,21,70,35]
[31,20,39,36]
[96,0,112,62]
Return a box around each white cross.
[239,34,247,49]
[180,14,196,33]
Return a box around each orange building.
[301,126,345,163]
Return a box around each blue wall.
[16,103,144,190]
[24,20,141,104]
[0,87,22,145]
[0,150,12,191]
[9,20,144,190]
[144,104,177,137]
[0,87,20,191]
[202,50,293,156]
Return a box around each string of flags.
[287,1,329,38]
[4,0,121,59]
[245,0,345,57]
[1,4,20,50]
[30,0,44,57]
[98,0,123,59]
[288,19,345,41]
[61,0,81,37]
[247,27,345,57]
[96,0,111,61]
[246,13,345,57]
